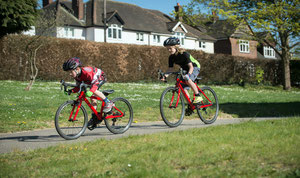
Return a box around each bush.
[0,35,292,86]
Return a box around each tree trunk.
[24,45,42,91]
[282,51,291,90]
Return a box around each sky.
[38,0,192,15]
[108,0,191,15]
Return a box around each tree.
[5,4,71,90]
[22,5,72,91]
[0,0,38,38]
[185,0,300,90]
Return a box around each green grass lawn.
[0,80,300,133]
[1,118,299,177]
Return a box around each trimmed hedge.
[0,34,295,86]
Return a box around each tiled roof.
[43,0,85,27]
[204,20,237,40]
[43,0,216,41]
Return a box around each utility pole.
[103,0,107,43]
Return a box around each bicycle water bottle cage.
[71,101,80,106]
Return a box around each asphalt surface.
[0,117,285,154]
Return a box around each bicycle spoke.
[55,101,88,140]
[160,87,185,127]
[197,87,219,124]
[104,98,133,134]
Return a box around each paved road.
[0,117,285,154]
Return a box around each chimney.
[72,0,84,20]
[43,0,53,8]
[211,11,219,22]
[92,0,97,25]
[174,3,183,21]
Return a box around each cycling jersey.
[72,67,106,93]
[168,52,200,71]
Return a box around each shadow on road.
[0,135,62,142]
[220,102,300,118]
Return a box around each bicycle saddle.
[103,90,114,96]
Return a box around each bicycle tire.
[55,100,88,140]
[104,97,133,134]
[196,86,219,124]
[160,86,185,127]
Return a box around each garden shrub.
[0,34,296,86]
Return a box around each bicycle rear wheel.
[196,86,219,124]
[55,100,88,140]
[104,97,133,134]
[160,87,185,127]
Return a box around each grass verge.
[1,118,299,177]
[0,80,300,133]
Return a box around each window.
[136,33,144,41]
[199,41,206,49]
[239,40,250,53]
[153,35,160,43]
[175,32,185,45]
[264,46,275,58]
[64,27,75,38]
[108,24,122,39]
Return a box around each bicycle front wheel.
[160,87,185,127]
[104,97,133,134]
[196,86,219,124]
[55,100,88,140]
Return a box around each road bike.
[55,80,133,140]
[158,69,219,127]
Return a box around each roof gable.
[42,0,216,41]
[105,10,124,25]
[172,21,188,33]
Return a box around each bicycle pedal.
[87,124,97,131]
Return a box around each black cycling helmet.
[63,57,82,71]
[163,37,180,46]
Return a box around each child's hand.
[85,91,93,97]
[183,74,191,81]
[64,90,72,95]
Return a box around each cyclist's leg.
[93,90,106,107]
[187,67,202,103]
[184,88,190,100]
[186,79,199,94]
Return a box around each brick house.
[202,18,279,59]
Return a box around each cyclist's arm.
[164,67,175,78]
[71,80,81,93]
[187,62,194,75]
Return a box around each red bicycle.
[158,69,219,127]
[55,80,133,140]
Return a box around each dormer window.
[264,46,276,58]
[175,32,184,45]
[239,40,249,53]
[108,24,122,39]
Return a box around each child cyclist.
[62,57,114,128]
[162,37,203,104]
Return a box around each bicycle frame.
[172,77,213,110]
[68,91,124,122]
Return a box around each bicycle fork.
[68,100,82,122]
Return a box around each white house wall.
[52,26,214,53]
[56,27,85,40]
[86,28,95,41]
[202,42,214,54]
[22,26,36,36]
